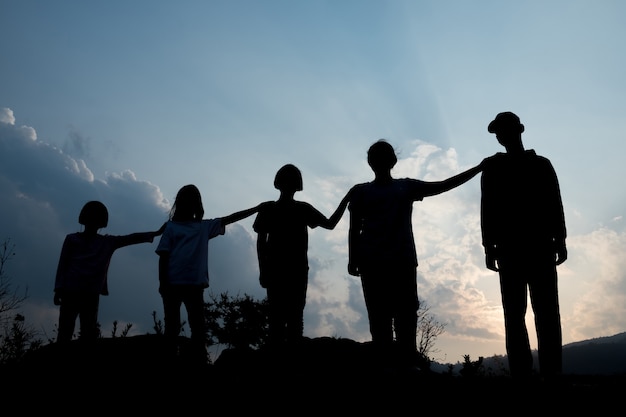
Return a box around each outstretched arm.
[318,189,352,230]
[422,161,483,197]
[220,204,262,227]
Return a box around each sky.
[1,0,626,365]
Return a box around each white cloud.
[564,228,626,342]
[2,108,625,363]
[0,107,15,124]
[0,109,259,340]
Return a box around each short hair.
[367,139,397,170]
[274,164,303,192]
[79,201,109,229]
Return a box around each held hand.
[53,293,62,306]
[348,263,360,276]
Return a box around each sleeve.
[205,218,226,239]
[480,159,499,249]
[252,202,272,233]
[155,222,172,255]
[305,202,328,229]
[543,158,567,242]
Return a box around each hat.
[487,111,522,133]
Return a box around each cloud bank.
[2,107,625,363]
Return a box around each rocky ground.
[2,335,624,413]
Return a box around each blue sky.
[1,0,625,364]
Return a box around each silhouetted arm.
[555,240,567,265]
[318,189,352,230]
[347,187,362,276]
[220,204,262,227]
[485,246,499,272]
[422,162,483,197]
[347,210,360,276]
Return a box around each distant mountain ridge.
[448,331,626,376]
[563,331,626,348]
[562,331,626,375]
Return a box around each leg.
[161,286,183,358]
[361,271,394,346]
[391,266,419,366]
[57,292,80,343]
[529,261,562,378]
[285,273,308,344]
[182,286,208,364]
[77,292,100,341]
[267,284,288,346]
[499,263,533,378]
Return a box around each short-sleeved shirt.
[348,178,427,269]
[253,200,326,273]
[55,232,155,295]
[155,219,225,287]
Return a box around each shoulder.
[529,151,551,163]
[525,150,555,168]
[61,233,81,247]
[347,183,369,204]
[397,177,425,186]
[258,200,276,211]
[481,152,508,171]
[483,152,506,163]
[350,182,372,195]
[202,218,221,227]
[297,200,324,215]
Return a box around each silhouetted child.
[54,200,165,343]
[156,184,260,364]
[347,139,483,368]
[253,164,350,347]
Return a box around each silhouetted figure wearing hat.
[480,112,567,380]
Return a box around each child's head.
[79,201,109,229]
[367,139,397,172]
[274,164,303,192]
[171,184,204,221]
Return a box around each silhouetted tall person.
[347,140,482,367]
[156,184,260,364]
[254,164,350,346]
[480,111,567,380]
[54,200,164,343]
